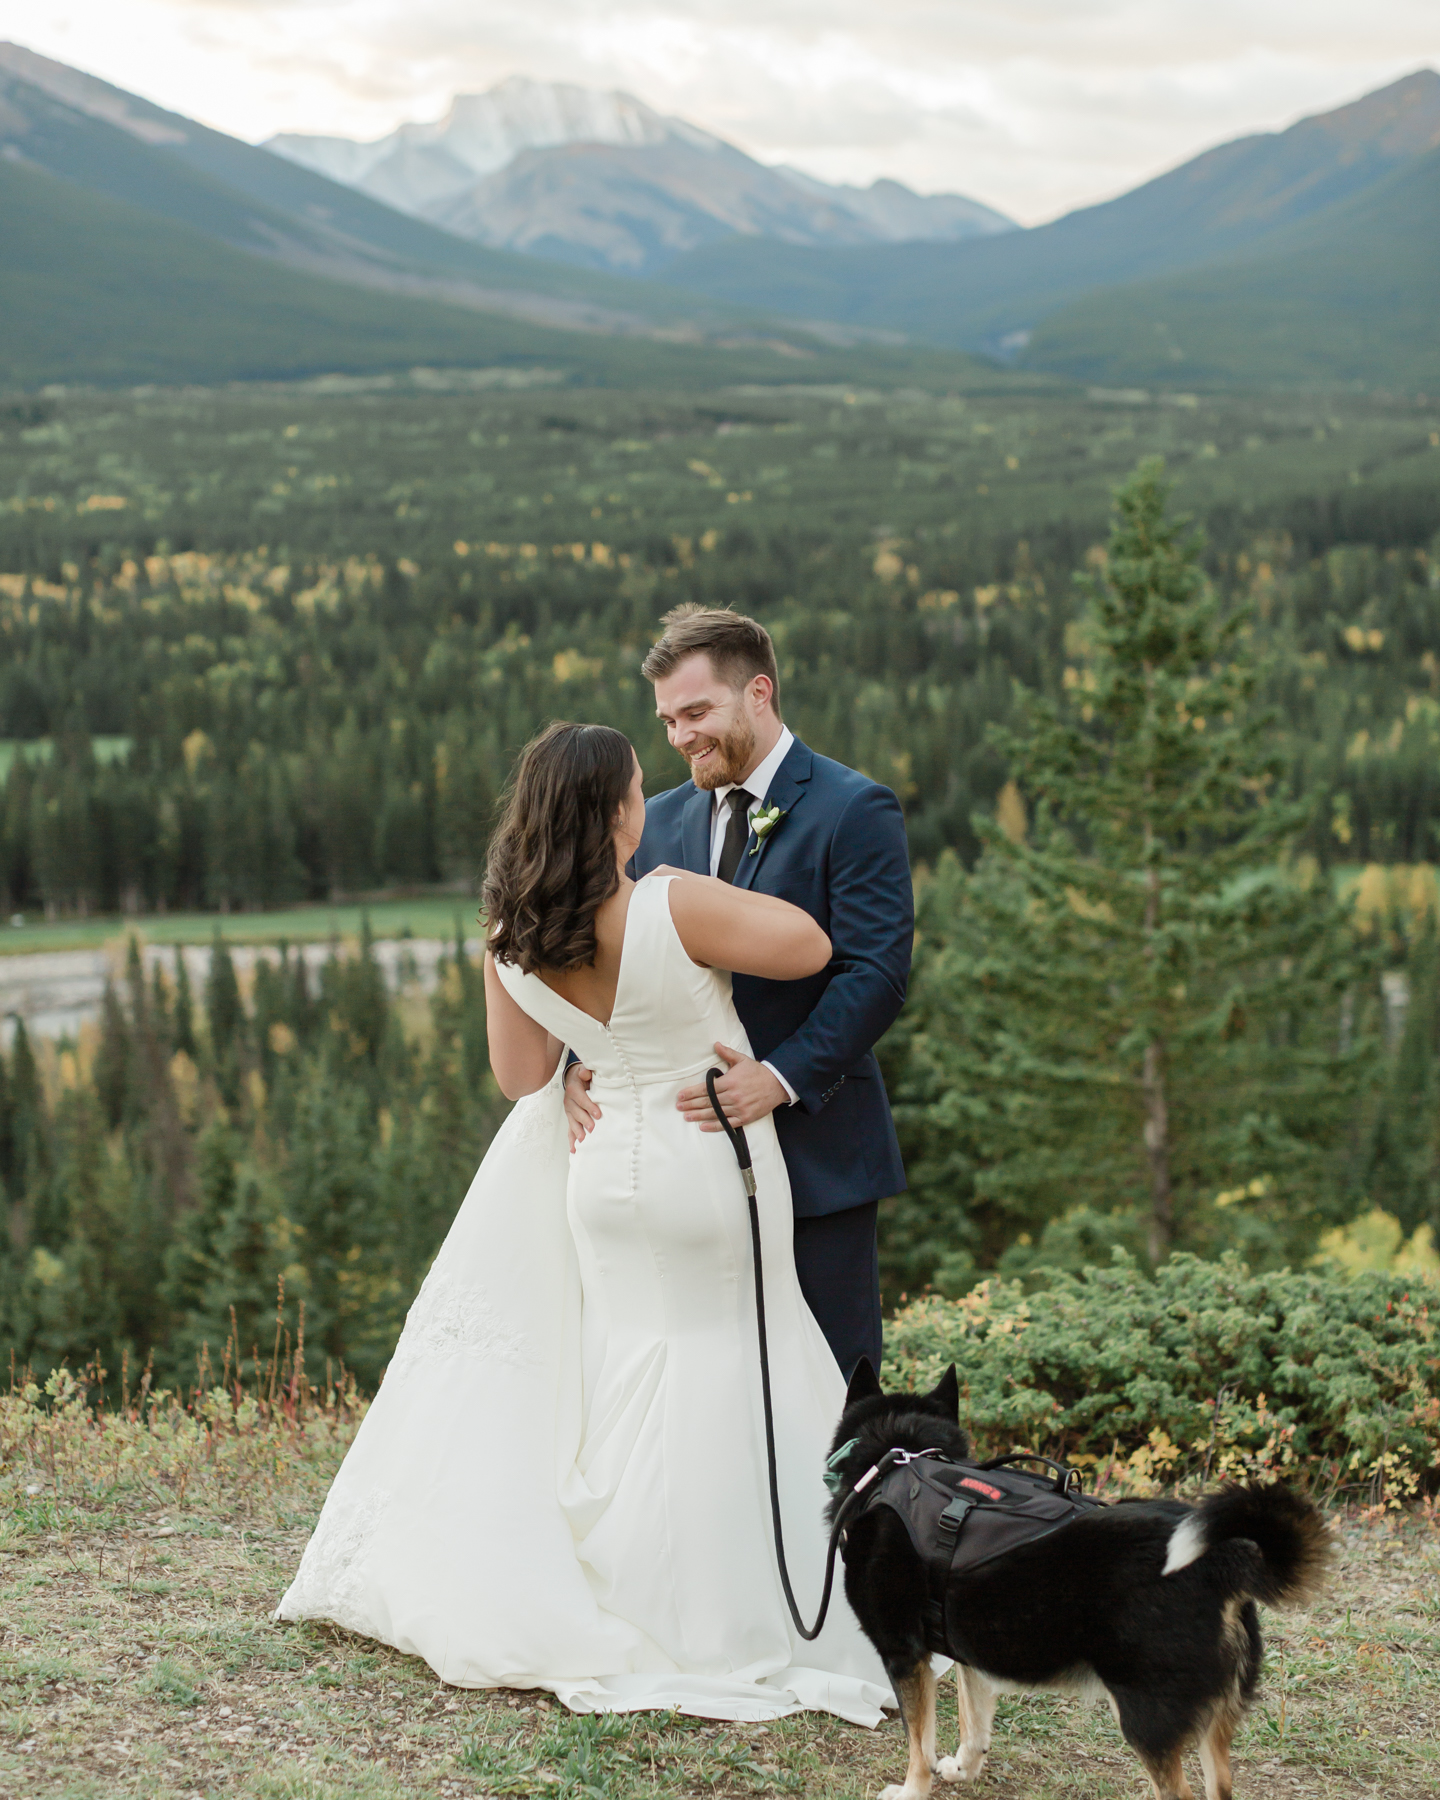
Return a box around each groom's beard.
[684,717,756,791]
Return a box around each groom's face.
[653,653,759,791]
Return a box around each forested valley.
[2,375,1439,1387]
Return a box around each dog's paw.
[878,1785,928,1800]
[937,1746,987,1782]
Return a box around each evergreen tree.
[8,1020,43,1175]
[1364,921,1440,1238]
[251,950,290,1085]
[0,1041,16,1337]
[160,1117,240,1343]
[8,1021,53,1248]
[204,932,244,1104]
[171,947,197,1060]
[288,949,317,1045]
[164,1159,281,1386]
[149,957,173,1046]
[0,1029,14,1209]
[26,1088,119,1371]
[93,983,131,1130]
[125,935,148,1031]
[281,1067,385,1378]
[101,1142,167,1363]
[889,461,1373,1279]
[321,916,391,1074]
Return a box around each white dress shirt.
[706,726,799,1104]
[707,726,795,875]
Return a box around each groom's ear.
[845,1357,883,1408]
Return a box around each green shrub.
[881,1253,1439,1502]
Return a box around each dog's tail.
[1161,1482,1330,1606]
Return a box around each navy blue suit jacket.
[635,736,911,1219]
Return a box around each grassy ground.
[0,897,477,958]
[2,1395,1436,1800]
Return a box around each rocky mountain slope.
[0,42,775,342]
[267,75,1014,274]
[659,69,1440,362]
[1023,139,1440,390]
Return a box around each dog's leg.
[937,1665,993,1782]
[1112,1688,1197,1800]
[1198,1707,1236,1800]
[1138,1747,1196,1800]
[878,1657,938,1800]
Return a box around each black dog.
[829,1361,1330,1800]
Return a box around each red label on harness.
[959,1477,1004,1501]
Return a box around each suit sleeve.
[764,783,913,1113]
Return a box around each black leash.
[704,1066,870,1642]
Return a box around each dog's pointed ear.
[927,1364,960,1419]
[845,1357,883,1407]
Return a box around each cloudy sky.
[17,1,1440,222]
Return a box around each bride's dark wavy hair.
[483,722,635,973]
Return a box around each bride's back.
[533,884,635,1028]
[497,875,744,1090]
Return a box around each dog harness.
[848,1450,1107,1656]
[703,1061,1105,1648]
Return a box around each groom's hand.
[563,1062,601,1152]
[677,1042,787,1131]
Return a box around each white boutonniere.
[748,803,787,855]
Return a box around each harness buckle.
[935,1493,976,1547]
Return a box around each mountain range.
[2,39,1438,395]
[659,70,1440,361]
[268,77,1015,275]
[0,41,738,340]
[1022,136,1440,391]
[0,42,995,391]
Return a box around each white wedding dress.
[277,875,891,1723]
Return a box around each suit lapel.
[733,738,813,890]
[680,785,711,874]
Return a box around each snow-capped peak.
[268,75,715,191]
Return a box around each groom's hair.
[641,605,782,719]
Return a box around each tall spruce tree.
[1363,919,1440,1239]
[281,1067,383,1378]
[889,460,1372,1277]
[161,1116,241,1336]
[205,932,244,1105]
[171,947,197,1060]
[162,1153,281,1388]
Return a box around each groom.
[565,605,912,1377]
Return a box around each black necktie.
[717,788,753,884]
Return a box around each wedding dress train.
[277,875,892,1723]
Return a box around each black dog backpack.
[858,1452,1106,1655]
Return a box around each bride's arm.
[484,951,565,1099]
[661,872,831,980]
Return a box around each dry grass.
[1,1378,1437,1800]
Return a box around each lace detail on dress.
[278,1487,390,1633]
[387,1269,530,1381]
[503,1087,567,1156]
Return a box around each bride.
[277,721,891,1723]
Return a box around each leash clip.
[854,1444,931,1494]
[887,1448,941,1468]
